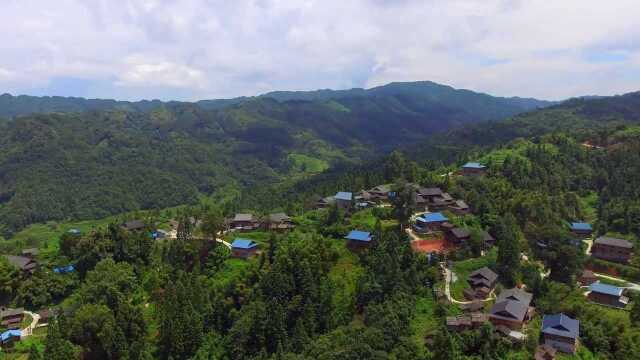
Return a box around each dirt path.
[20,310,41,337]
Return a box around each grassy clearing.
[410,294,439,348]
[224,230,272,247]
[578,191,599,224]
[287,153,329,174]
[328,245,364,326]
[595,276,628,287]
[210,257,255,289]
[450,248,498,300]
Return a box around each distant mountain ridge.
[0,81,559,233]
[0,80,555,118]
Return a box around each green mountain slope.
[0,83,556,233]
[0,80,553,118]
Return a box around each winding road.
[441,263,496,305]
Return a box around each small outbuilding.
[345,230,373,249]
[231,239,258,259]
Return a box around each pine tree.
[495,214,521,287]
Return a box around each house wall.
[489,316,522,330]
[462,168,486,176]
[544,334,577,354]
[592,244,632,263]
[588,292,622,307]
[231,248,257,259]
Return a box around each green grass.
[450,248,498,300]
[595,275,628,287]
[210,257,256,289]
[287,153,330,174]
[578,191,599,223]
[410,295,439,348]
[327,245,364,327]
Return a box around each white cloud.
[0,0,638,100]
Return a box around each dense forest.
[0,82,553,235]
[1,91,640,359]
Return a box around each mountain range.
[0,81,623,234]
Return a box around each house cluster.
[412,186,468,214]
[448,268,581,356]
[1,307,56,349]
[316,191,355,210]
[226,213,295,232]
[413,208,495,251]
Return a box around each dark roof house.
[4,255,37,273]
[121,220,145,232]
[542,313,579,353]
[467,267,498,289]
[489,288,534,330]
[591,236,633,263]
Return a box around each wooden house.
[542,313,579,354]
[570,222,592,238]
[231,239,258,259]
[449,200,470,215]
[591,236,633,263]
[414,212,449,233]
[462,162,487,176]
[266,213,295,231]
[0,308,24,330]
[446,227,471,244]
[345,230,373,250]
[578,270,597,286]
[121,220,145,232]
[228,214,260,231]
[334,192,353,210]
[0,329,22,348]
[588,282,628,308]
[4,255,37,274]
[489,288,534,330]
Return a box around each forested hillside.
[240,92,640,212]
[0,82,552,234]
[2,91,640,360]
[0,81,552,119]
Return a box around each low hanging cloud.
[0,0,639,101]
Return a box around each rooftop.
[570,222,592,231]
[463,162,486,169]
[418,212,449,223]
[233,213,254,222]
[589,282,623,297]
[469,267,498,284]
[345,230,372,242]
[269,213,291,222]
[418,187,443,196]
[0,329,21,342]
[231,239,258,249]
[594,236,633,249]
[335,191,353,201]
[450,228,471,239]
[490,299,529,321]
[542,313,579,340]
[497,288,533,305]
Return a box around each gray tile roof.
[595,236,633,249]
[497,288,533,305]
[542,313,579,340]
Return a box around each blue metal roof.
[418,212,448,223]
[335,192,353,201]
[1,329,21,341]
[589,282,623,296]
[542,313,579,339]
[231,239,258,249]
[68,229,81,234]
[463,162,486,169]
[53,265,75,274]
[345,230,372,242]
[570,222,592,231]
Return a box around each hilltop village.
[2,123,640,360]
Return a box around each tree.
[391,181,415,231]
[0,256,16,303]
[495,214,521,287]
[201,208,224,242]
[43,318,77,360]
[28,344,44,360]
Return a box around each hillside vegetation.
[0,82,553,234]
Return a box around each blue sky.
[0,0,639,101]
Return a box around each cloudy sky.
[1,0,639,101]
